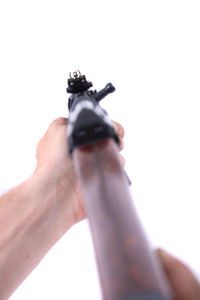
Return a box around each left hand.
[35,117,125,227]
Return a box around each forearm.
[0,169,74,300]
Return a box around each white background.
[0,0,200,299]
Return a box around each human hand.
[35,117,125,227]
[157,249,200,300]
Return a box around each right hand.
[157,249,200,300]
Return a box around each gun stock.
[73,139,171,300]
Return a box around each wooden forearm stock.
[73,139,172,300]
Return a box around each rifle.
[66,71,173,300]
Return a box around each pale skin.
[0,118,199,300]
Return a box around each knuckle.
[113,121,125,138]
[119,138,124,151]
[51,117,67,127]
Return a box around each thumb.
[157,249,200,300]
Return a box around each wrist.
[31,164,78,233]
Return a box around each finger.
[119,154,125,167]
[113,121,125,138]
[157,249,200,300]
[119,138,124,151]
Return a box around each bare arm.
[0,117,124,299]
[0,168,74,299]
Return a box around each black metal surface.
[66,72,119,154]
